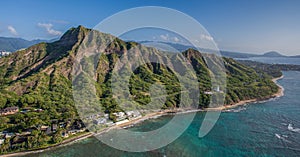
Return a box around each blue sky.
[0,0,300,55]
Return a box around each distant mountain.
[289,55,300,58]
[138,41,259,58]
[0,37,57,52]
[138,41,292,59]
[261,51,285,57]
[220,50,258,58]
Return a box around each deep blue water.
[236,57,300,65]
[25,71,300,157]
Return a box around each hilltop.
[0,26,279,154]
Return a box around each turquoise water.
[25,71,300,157]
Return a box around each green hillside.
[0,26,279,153]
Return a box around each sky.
[0,0,300,55]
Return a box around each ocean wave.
[257,97,280,104]
[288,124,300,133]
[275,133,291,143]
[223,106,247,113]
[281,123,288,126]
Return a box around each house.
[40,125,49,131]
[126,110,142,119]
[4,132,15,138]
[0,139,5,145]
[113,112,127,121]
[93,118,107,125]
[0,106,19,116]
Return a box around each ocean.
[236,57,300,65]
[24,57,300,157]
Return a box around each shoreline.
[206,75,284,111]
[1,132,94,157]
[1,76,285,157]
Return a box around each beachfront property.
[126,110,142,119]
[113,112,127,121]
[91,111,142,127]
[0,106,19,116]
[68,128,85,135]
[93,117,107,125]
[92,114,115,126]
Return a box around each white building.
[113,112,127,121]
[0,139,5,145]
[126,110,142,119]
[0,51,11,57]
[93,118,107,125]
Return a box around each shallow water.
[24,71,300,157]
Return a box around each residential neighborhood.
[91,110,142,127]
[0,109,143,150]
[0,106,87,149]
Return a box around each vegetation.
[238,60,300,78]
[0,26,280,154]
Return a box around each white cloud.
[200,34,214,41]
[159,34,182,43]
[173,37,180,42]
[37,23,62,36]
[160,34,169,40]
[7,26,18,36]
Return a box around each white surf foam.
[288,124,300,133]
[275,133,291,143]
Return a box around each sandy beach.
[0,76,285,157]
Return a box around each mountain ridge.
[0,36,58,52]
[0,25,280,153]
[138,41,298,58]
